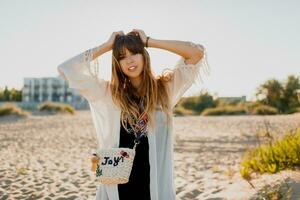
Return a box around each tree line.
[175,74,300,115]
[0,86,22,101]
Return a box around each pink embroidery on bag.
[120,150,129,158]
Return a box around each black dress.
[117,99,151,200]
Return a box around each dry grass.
[0,103,30,117]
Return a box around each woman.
[57,29,209,200]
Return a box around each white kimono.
[57,42,209,200]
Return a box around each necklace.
[125,96,148,137]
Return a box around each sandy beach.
[0,111,300,200]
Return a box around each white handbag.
[92,112,148,185]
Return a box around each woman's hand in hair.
[131,29,147,45]
[106,31,125,50]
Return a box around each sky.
[0,0,299,101]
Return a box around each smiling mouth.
[128,66,137,71]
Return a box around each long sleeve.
[57,46,109,102]
[166,43,210,108]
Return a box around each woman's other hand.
[131,29,148,45]
[106,31,125,50]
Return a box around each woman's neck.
[129,76,142,89]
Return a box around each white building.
[22,77,89,109]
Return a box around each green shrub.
[178,96,198,111]
[240,128,300,180]
[175,92,215,115]
[37,101,75,115]
[255,75,300,114]
[0,103,30,117]
[173,105,194,116]
[285,107,300,114]
[241,101,262,113]
[252,105,278,115]
[201,105,247,116]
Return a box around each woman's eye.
[119,53,138,60]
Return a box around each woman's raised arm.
[57,31,125,102]
[148,38,204,65]
[57,42,111,102]
[147,37,210,108]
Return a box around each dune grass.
[173,105,195,116]
[251,105,279,115]
[201,105,248,116]
[0,103,30,117]
[37,101,75,115]
[240,127,300,180]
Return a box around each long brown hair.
[110,31,172,133]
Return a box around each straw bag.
[92,111,148,185]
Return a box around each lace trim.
[177,42,210,86]
[191,42,210,85]
[83,45,102,79]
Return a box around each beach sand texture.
[0,111,300,200]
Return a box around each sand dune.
[0,111,299,199]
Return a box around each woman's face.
[119,48,144,80]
